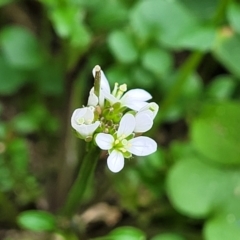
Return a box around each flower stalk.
[61,143,100,217]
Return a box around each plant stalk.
[61,144,100,217]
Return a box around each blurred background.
[1,0,240,239]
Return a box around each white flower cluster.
[71,65,159,173]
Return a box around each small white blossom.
[71,107,100,139]
[88,66,111,107]
[134,102,159,133]
[92,67,152,111]
[95,113,157,173]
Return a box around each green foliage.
[191,102,240,165]
[17,210,56,232]
[0,26,45,69]
[108,31,138,64]
[1,0,240,239]
[93,226,146,240]
[151,233,186,240]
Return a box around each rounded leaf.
[17,210,56,232]
[167,158,223,218]
[204,215,240,240]
[108,31,138,63]
[191,102,240,165]
[0,26,45,69]
[108,226,146,240]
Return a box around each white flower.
[91,66,152,111]
[87,66,111,107]
[71,107,100,139]
[134,102,159,133]
[95,113,157,173]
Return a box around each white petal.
[87,88,98,106]
[121,89,152,105]
[84,107,94,123]
[102,88,118,105]
[107,150,124,173]
[73,121,100,138]
[92,67,111,94]
[127,136,157,156]
[95,133,114,150]
[139,102,159,119]
[117,113,135,138]
[71,108,87,128]
[124,101,149,111]
[134,112,153,133]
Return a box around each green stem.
[61,144,100,217]
[152,51,203,132]
[212,0,231,25]
[151,0,230,133]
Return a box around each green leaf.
[213,32,240,78]
[171,25,217,51]
[0,0,14,7]
[191,102,240,165]
[88,0,128,31]
[106,66,131,87]
[141,47,173,76]
[130,0,199,44]
[0,55,27,95]
[0,26,45,69]
[108,226,146,240]
[206,75,236,100]
[227,2,240,34]
[17,210,56,232]
[204,215,240,240]
[33,59,64,95]
[181,0,220,21]
[130,67,155,89]
[108,31,138,63]
[151,233,186,240]
[167,157,223,218]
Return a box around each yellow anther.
[77,118,85,124]
[112,83,119,96]
[119,84,127,92]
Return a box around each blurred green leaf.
[227,2,240,34]
[213,32,240,78]
[108,31,138,63]
[130,67,155,89]
[17,210,56,232]
[8,138,29,172]
[0,0,14,7]
[130,0,199,44]
[141,47,173,76]
[204,215,240,240]
[11,113,39,134]
[151,233,186,240]
[171,25,217,51]
[34,59,64,95]
[0,55,27,95]
[191,102,240,165]
[167,157,222,218]
[106,65,131,86]
[162,73,203,122]
[87,0,128,30]
[0,26,45,69]
[181,0,220,21]
[206,75,236,100]
[107,226,146,240]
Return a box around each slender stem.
[151,0,230,133]
[152,51,203,132]
[61,144,100,217]
[212,0,231,25]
